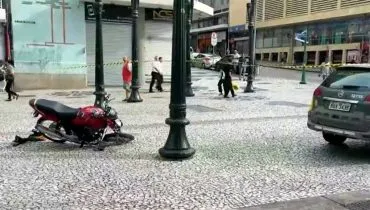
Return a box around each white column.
[315,51,319,65]
[138,8,146,87]
[342,49,347,64]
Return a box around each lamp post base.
[127,87,143,103]
[185,82,195,97]
[299,81,307,84]
[159,117,195,160]
[244,82,255,93]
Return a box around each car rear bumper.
[307,120,370,141]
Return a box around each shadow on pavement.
[313,142,370,164]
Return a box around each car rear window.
[322,67,370,90]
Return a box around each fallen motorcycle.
[16,94,134,150]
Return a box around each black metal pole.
[159,0,195,160]
[185,0,195,97]
[127,0,143,103]
[244,0,255,93]
[93,0,106,107]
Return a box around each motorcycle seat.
[33,99,79,120]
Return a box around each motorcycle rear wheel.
[37,119,67,143]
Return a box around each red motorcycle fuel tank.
[71,106,107,130]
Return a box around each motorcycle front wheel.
[37,119,67,143]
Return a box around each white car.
[193,53,221,69]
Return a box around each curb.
[241,190,370,210]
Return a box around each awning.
[80,0,214,18]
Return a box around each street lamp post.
[127,0,143,103]
[159,0,195,160]
[185,0,195,97]
[93,0,106,107]
[299,26,308,84]
[244,0,255,93]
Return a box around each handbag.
[0,73,4,82]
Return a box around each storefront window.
[332,22,347,44]
[256,30,263,48]
[263,30,273,48]
[308,24,319,45]
[281,28,291,47]
[273,28,282,47]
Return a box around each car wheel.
[322,132,347,145]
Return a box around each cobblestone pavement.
[0,69,370,209]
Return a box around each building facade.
[190,0,229,56]
[5,0,213,89]
[8,0,87,90]
[228,0,248,55]
[255,0,370,65]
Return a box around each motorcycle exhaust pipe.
[35,124,79,143]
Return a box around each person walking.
[121,56,132,101]
[149,56,162,92]
[0,60,18,101]
[217,70,225,96]
[156,57,164,92]
[223,66,236,98]
[0,69,5,92]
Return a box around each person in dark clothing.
[217,70,225,95]
[222,66,236,98]
[0,60,18,101]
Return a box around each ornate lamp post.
[244,0,255,93]
[185,0,195,97]
[127,0,143,103]
[159,0,195,160]
[299,26,308,84]
[93,0,106,107]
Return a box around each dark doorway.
[319,51,327,64]
[294,52,304,64]
[271,53,278,62]
[332,50,343,64]
[307,51,316,65]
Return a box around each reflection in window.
[256,30,263,48]
[263,30,273,48]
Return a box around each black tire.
[102,132,135,146]
[322,132,347,145]
[37,119,67,143]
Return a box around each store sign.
[84,2,132,23]
[145,8,173,21]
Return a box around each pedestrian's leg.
[230,80,236,97]
[149,72,155,92]
[223,79,229,97]
[5,80,12,100]
[218,79,224,95]
[217,79,222,94]
[156,73,163,91]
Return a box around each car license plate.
[328,101,351,112]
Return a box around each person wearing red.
[121,56,132,101]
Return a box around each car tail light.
[364,95,370,102]
[313,87,322,97]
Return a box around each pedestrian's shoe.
[5,98,11,101]
[149,90,154,93]
[232,95,237,97]
[219,93,223,96]
[122,98,128,102]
